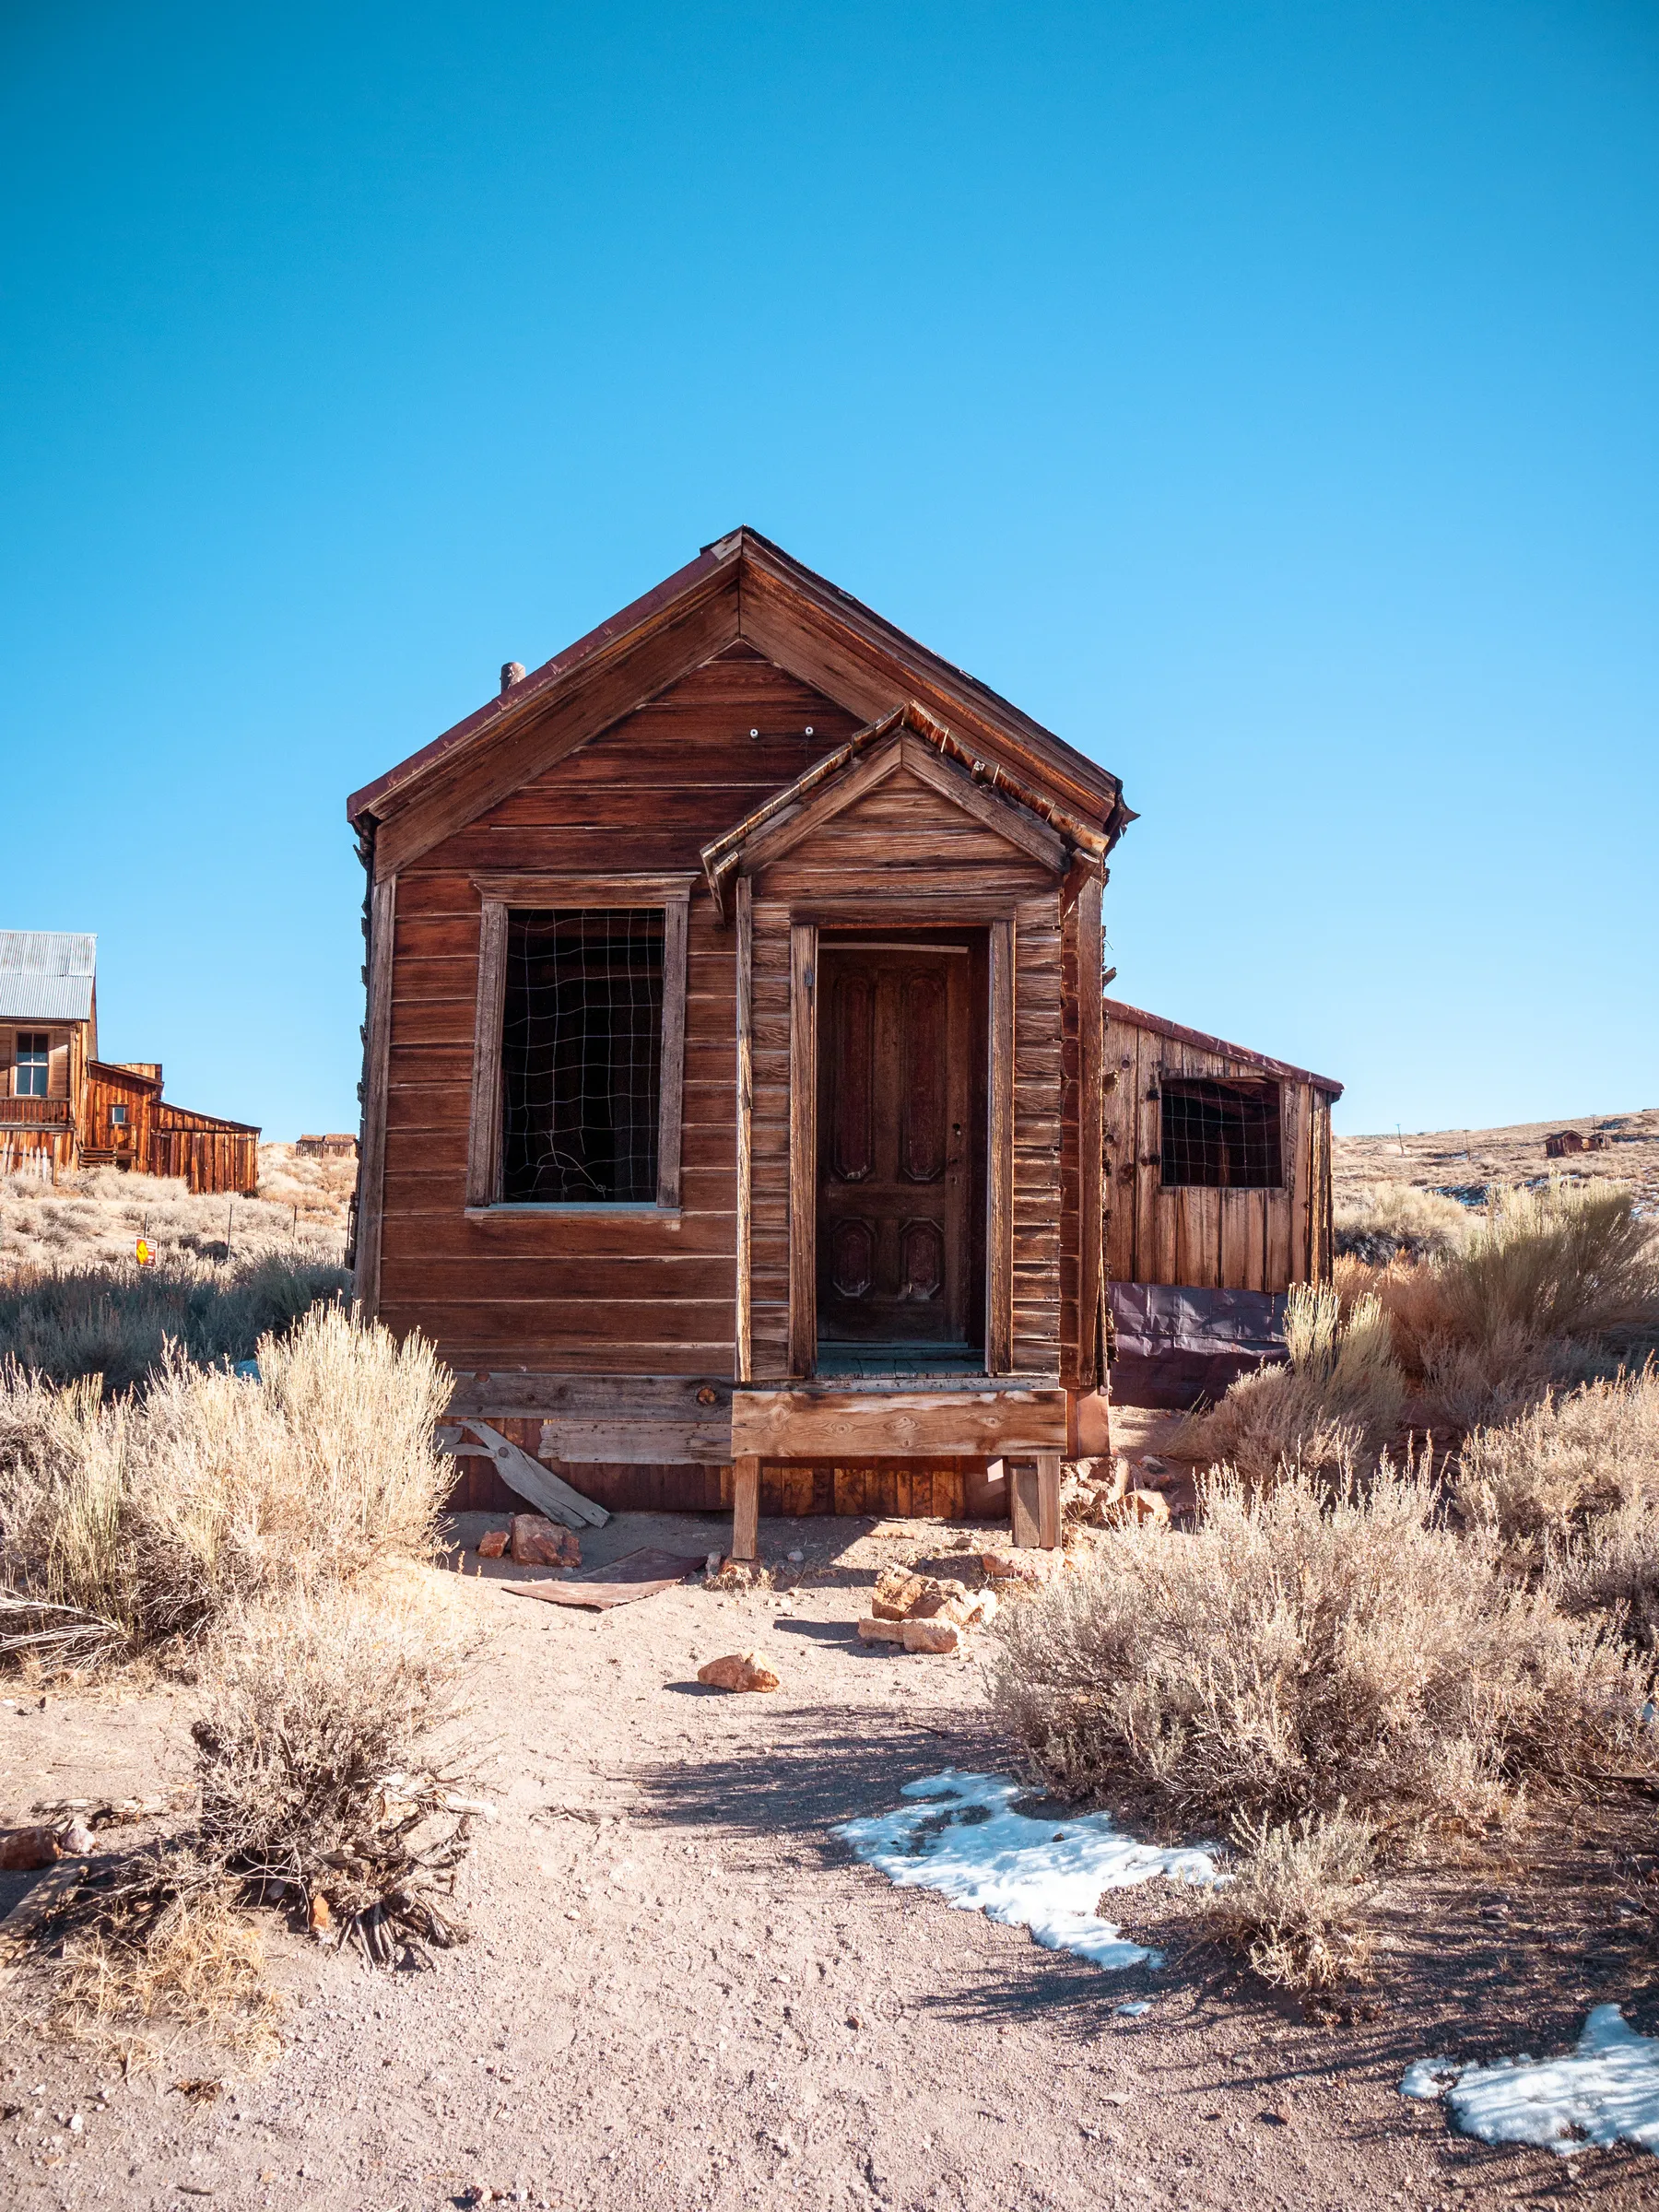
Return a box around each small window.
[15,1033,49,1098]
[110,1103,128,1127]
[1160,1077,1282,1188]
[465,873,691,1212]
[500,909,665,1203]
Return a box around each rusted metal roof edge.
[155,1105,264,1135]
[1104,996,1344,1098]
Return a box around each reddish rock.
[981,1548,1063,1583]
[697,1651,781,1692]
[477,1529,510,1559]
[856,1617,907,1644]
[1113,1488,1171,1526]
[871,1568,926,1620]
[906,1577,970,1620]
[0,1825,63,1871]
[510,1514,581,1568]
[900,1618,961,1654]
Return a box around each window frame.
[1158,1073,1285,1192]
[15,1032,50,1099]
[465,873,693,1215]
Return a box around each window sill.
[464,1204,682,1219]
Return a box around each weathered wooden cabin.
[1101,999,1342,1406]
[0,931,260,1193]
[346,530,1337,1549]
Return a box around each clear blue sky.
[3,0,1654,1140]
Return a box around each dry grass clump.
[53,1878,283,2059]
[192,1579,477,1956]
[1456,1367,1659,1548]
[1184,1182,1659,1483]
[1454,1368,1659,1653]
[0,1304,453,1666]
[1200,1806,1376,1991]
[986,1457,1656,1831]
[0,1252,348,1394]
[1175,1282,1406,1490]
[1336,1181,1472,1265]
[1377,1182,1659,1426]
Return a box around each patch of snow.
[1402,2005,1659,2157]
[833,1771,1218,1971]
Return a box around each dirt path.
[4,1512,1658,2211]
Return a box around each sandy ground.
[5,1510,1659,2212]
[1335,1108,1659,1214]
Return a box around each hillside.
[1335,1104,1659,1213]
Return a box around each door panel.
[817,945,971,1345]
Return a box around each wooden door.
[816,943,971,1345]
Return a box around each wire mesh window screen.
[500,909,664,1204]
[1160,1077,1282,1189]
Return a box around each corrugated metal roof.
[0,974,96,1021]
[0,932,97,1023]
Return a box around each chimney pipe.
[500,662,526,695]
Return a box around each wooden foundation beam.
[1006,1452,1063,1550]
[732,1453,759,1561]
[1037,1451,1062,1549]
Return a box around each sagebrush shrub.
[1201,1806,1376,1990]
[0,1304,453,1663]
[985,1458,1657,1827]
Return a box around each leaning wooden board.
[461,1420,609,1528]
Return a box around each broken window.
[1159,1077,1282,1189]
[499,909,665,1205]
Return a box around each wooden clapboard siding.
[1101,1000,1338,1293]
[374,651,860,1372]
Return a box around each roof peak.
[346,530,1132,850]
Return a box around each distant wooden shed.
[1101,999,1342,1406]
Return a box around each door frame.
[785,903,1016,1379]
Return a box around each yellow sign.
[135,1239,154,1267]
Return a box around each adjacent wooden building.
[347,530,1338,1547]
[0,932,260,1194]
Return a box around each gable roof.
[347,529,1135,865]
[1105,996,1343,1099]
[0,931,96,1023]
[700,700,1085,915]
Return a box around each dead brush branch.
[1201,1806,1377,1991]
[28,1576,479,2049]
[190,1582,477,1963]
[985,1454,1659,1830]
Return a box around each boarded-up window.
[500,910,665,1204]
[1160,1077,1282,1189]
